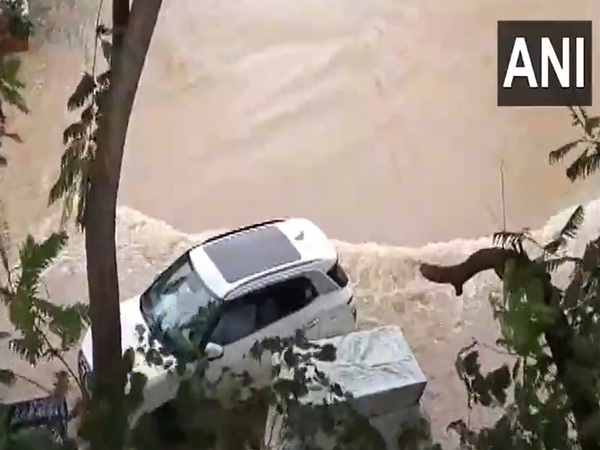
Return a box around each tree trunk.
[85,0,163,449]
[420,250,600,450]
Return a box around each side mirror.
[205,342,224,360]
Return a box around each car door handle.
[304,318,319,329]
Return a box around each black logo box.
[497,20,592,107]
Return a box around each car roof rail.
[201,218,287,245]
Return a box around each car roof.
[189,218,338,299]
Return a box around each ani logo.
[497,20,592,107]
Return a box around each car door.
[234,275,327,386]
[306,287,356,340]
[303,264,356,340]
[200,297,259,398]
[201,275,323,399]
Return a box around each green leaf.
[9,333,44,365]
[67,73,95,111]
[62,122,87,145]
[47,303,90,351]
[523,277,545,304]
[101,39,112,64]
[97,70,111,89]
[2,58,21,82]
[500,288,545,357]
[0,78,29,113]
[8,290,35,331]
[564,266,584,308]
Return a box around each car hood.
[80,296,172,375]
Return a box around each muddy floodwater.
[1,0,599,245]
[0,0,599,448]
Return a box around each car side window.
[255,276,318,329]
[209,299,257,346]
[209,276,319,344]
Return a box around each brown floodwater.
[0,2,599,446]
[2,0,600,245]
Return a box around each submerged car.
[77,217,357,426]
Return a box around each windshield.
[140,253,220,355]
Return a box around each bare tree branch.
[419,248,520,295]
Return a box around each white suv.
[77,218,357,426]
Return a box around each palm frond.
[542,237,565,256]
[548,140,582,165]
[492,230,534,252]
[585,115,600,135]
[542,205,585,256]
[566,150,600,182]
[570,106,585,128]
[559,205,585,240]
[542,256,582,273]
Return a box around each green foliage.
[0,54,28,166]
[0,229,89,392]
[0,0,32,167]
[48,25,112,228]
[0,229,87,449]
[549,107,600,182]
[1,0,33,40]
[2,232,89,365]
[444,108,600,449]
[119,320,438,450]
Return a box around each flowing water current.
[0,0,599,447]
